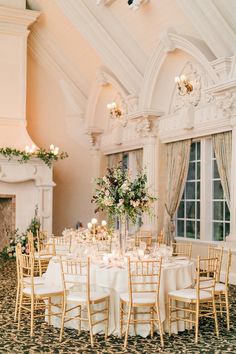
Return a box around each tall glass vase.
[118,214,128,256]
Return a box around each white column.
[142,136,158,232]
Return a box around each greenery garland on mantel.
[0,147,68,168]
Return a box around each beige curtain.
[212,131,232,209]
[134,149,143,173]
[107,153,123,169]
[164,139,191,244]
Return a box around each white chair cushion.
[67,291,108,303]
[24,276,45,285]
[168,288,212,300]
[23,285,63,296]
[120,292,156,304]
[34,252,52,259]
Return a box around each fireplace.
[0,194,16,250]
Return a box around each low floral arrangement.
[91,165,156,224]
[0,145,68,168]
[0,206,41,259]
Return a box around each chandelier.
[174,75,193,96]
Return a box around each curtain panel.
[212,131,232,209]
[164,139,191,244]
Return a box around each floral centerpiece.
[91,165,156,252]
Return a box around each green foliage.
[0,147,68,168]
[0,206,41,259]
[92,165,157,224]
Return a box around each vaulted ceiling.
[27,0,236,118]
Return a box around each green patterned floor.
[0,258,235,353]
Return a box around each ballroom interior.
[0,0,236,353]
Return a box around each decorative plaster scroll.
[136,117,158,138]
[215,90,236,119]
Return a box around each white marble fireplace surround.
[0,158,54,237]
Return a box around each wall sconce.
[175,75,193,96]
[107,102,122,118]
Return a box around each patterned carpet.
[0,258,235,354]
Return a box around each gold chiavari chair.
[120,258,164,348]
[52,235,72,255]
[171,241,192,259]
[135,230,152,247]
[168,256,219,343]
[27,231,54,276]
[17,244,64,337]
[14,244,46,322]
[59,257,110,347]
[208,245,223,282]
[204,249,232,330]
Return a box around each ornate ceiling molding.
[56,0,146,95]
[140,29,219,111]
[176,0,236,58]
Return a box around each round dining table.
[44,255,195,337]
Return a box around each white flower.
[105,190,110,196]
[21,236,25,240]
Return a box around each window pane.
[197,221,200,239]
[225,203,230,221]
[177,201,184,218]
[213,201,224,221]
[197,162,200,180]
[196,142,201,160]
[186,220,195,238]
[186,182,195,199]
[190,144,195,161]
[213,180,224,199]
[197,182,200,199]
[225,223,230,238]
[177,220,184,237]
[186,202,195,219]
[213,222,224,241]
[197,202,200,219]
[213,160,220,179]
[187,162,195,180]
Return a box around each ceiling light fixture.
[174,75,193,96]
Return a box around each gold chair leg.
[195,303,199,344]
[48,297,51,326]
[59,296,66,342]
[14,283,20,322]
[168,297,172,336]
[219,293,223,317]
[105,297,109,340]
[17,292,23,330]
[120,300,123,338]
[212,297,219,338]
[150,307,154,338]
[133,307,137,336]
[87,303,94,347]
[30,296,34,337]
[78,306,81,335]
[156,305,164,347]
[225,291,230,331]
[124,304,132,349]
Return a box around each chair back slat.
[171,242,192,259]
[196,256,218,292]
[60,257,90,301]
[127,258,162,301]
[208,246,223,282]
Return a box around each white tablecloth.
[44,257,195,337]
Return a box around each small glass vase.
[118,215,128,256]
